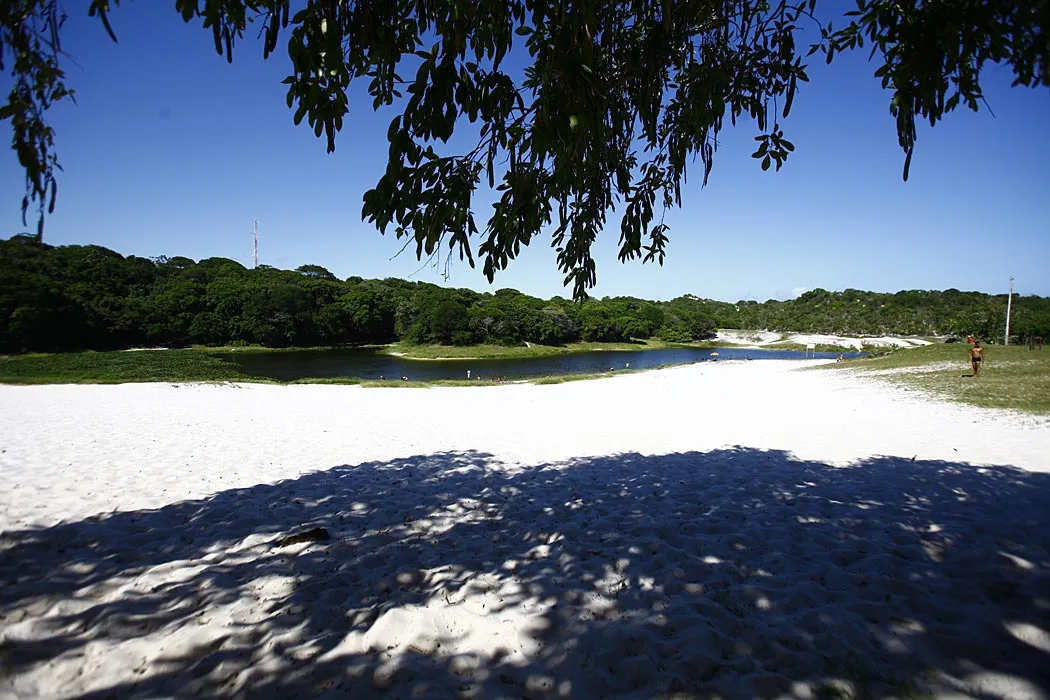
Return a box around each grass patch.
[287,377,362,385]
[195,343,391,354]
[385,338,717,360]
[383,343,567,359]
[196,344,334,353]
[531,372,620,385]
[362,364,680,387]
[0,349,255,384]
[817,344,1050,414]
[358,378,513,388]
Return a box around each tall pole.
[253,220,259,269]
[1005,275,1014,346]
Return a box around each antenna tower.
[253,220,259,269]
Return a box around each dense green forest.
[2,236,1048,353]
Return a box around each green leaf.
[92,7,119,43]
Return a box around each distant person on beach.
[969,341,985,377]
[466,369,471,380]
[836,353,844,362]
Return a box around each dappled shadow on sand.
[2,449,1049,699]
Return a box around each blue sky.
[2,3,1048,302]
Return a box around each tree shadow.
[2,449,1048,698]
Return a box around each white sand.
[1,361,1048,699]
[716,330,932,350]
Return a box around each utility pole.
[253,220,259,269]
[1005,275,1014,346]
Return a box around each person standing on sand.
[969,341,985,377]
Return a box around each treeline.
[2,236,1047,353]
[729,287,1050,340]
[0,236,714,352]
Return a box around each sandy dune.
[715,330,933,350]
[1,361,1048,699]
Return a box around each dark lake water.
[217,346,863,382]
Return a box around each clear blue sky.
[2,3,1048,302]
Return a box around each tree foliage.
[4,237,1048,353]
[2,0,1048,296]
[820,1,1050,180]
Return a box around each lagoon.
[216,346,862,382]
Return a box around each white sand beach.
[715,330,933,350]
[1,360,1048,699]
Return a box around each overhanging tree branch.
[2,0,1046,294]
